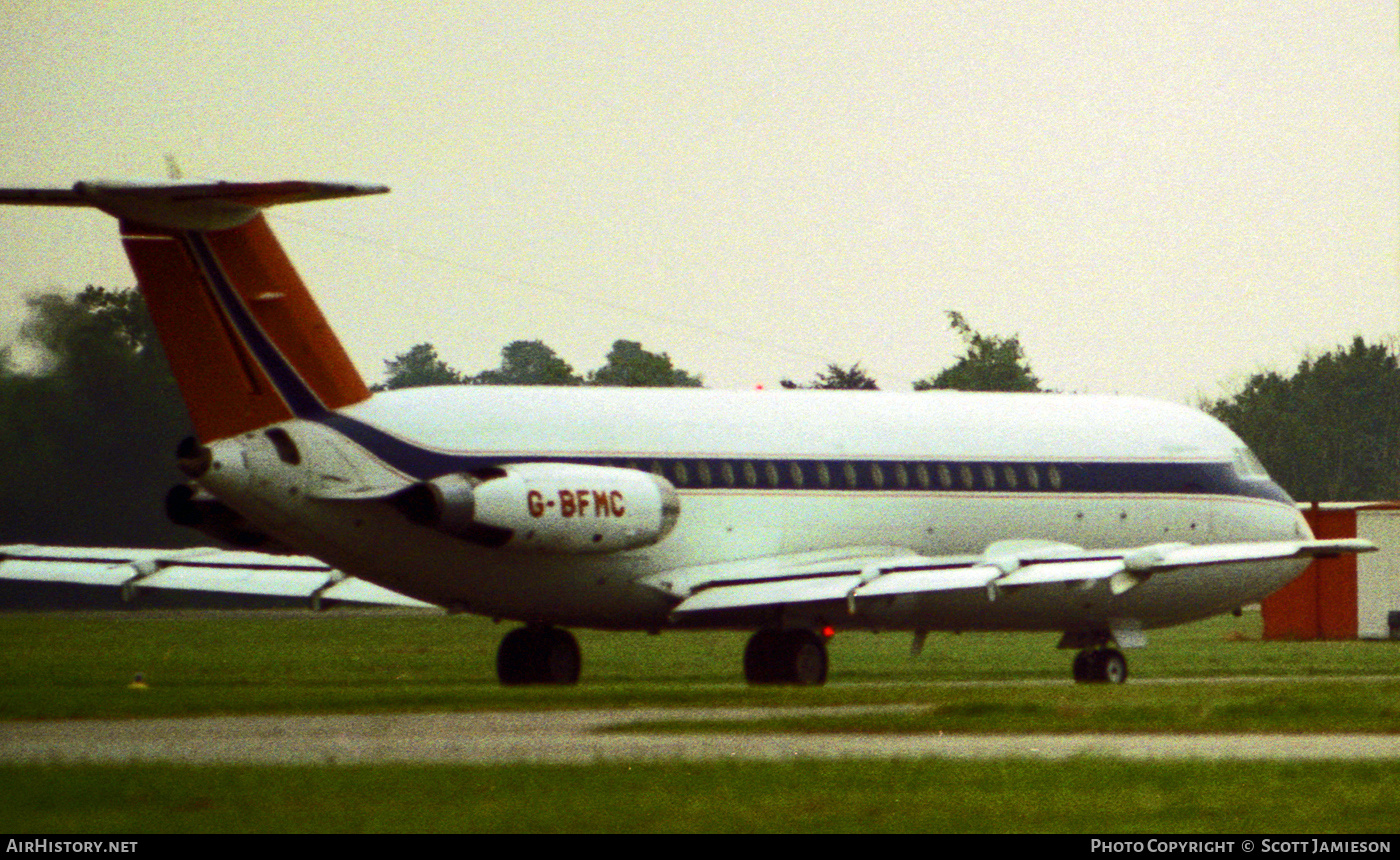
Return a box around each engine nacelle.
[394,462,680,553]
[165,484,297,553]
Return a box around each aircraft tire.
[743,628,828,686]
[1073,648,1128,684]
[543,627,582,684]
[783,629,828,686]
[743,629,786,684]
[496,625,581,685]
[1096,648,1128,684]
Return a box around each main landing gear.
[496,625,581,685]
[743,628,829,686]
[493,625,832,686]
[1072,647,1128,684]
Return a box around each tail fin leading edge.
[1,180,386,442]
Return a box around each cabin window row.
[606,458,1066,493]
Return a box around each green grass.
[3,759,1398,833]
[608,680,1400,735]
[1,608,1397,721]
[3,609,1400,833]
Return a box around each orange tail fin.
[1,180,386,442]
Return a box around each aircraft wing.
[0,544,435,609]
[646,537,1376,617]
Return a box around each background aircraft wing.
[649,537,1375,618]
[0,544,435,609]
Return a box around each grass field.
[2,607,1397,720]
[4,759,1399,833]
[2,608,1398,832]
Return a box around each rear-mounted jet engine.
[393,462,680,553]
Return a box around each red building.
[1262,503,1400,640]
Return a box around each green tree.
[914,311,1043,392]
[781,363,880,390]
[373,343,464,391]
[471,340,583,386]
[0,287,194,546]
[587,340,703,387]
[1205,337,1400,501]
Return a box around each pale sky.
[1,2,1395,403]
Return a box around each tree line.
[379,308,1041,393]
[2,286,1396,547]
[376,339,703,389]
[0,288,193,546]
[1201,337,1400,501]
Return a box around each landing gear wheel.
[743,629,785,684]
[496,625,581,685]
[1096,648,1128,684]
[1072,648,1128,684]
[1072,650,1095,683]
[743,628,828,686]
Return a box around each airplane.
[0,178,1375,686]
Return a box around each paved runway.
[5,705,1400,765]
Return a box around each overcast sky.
[1,2,1395,403]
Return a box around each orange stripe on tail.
[122,222,291,441]
[202,216,370,414]
[3,179,386,443]
[120,215,370,443]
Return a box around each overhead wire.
[268,210,844,372]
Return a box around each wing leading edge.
[647,538,1376,617]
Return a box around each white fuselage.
[196,386,1311,632]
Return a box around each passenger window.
[790,462,805,488]
[981,465,996,489]
[765,461,780,488]
[817,462,831,488]
[894,463,909,489]
[916,463,932,489]
[959,464,974,490]
[1047,465,1063,490]
[696,461,712,487]
[870,462,885,489]
[720,461,736,487]
[1003,465,1018,489]
[673,461,689,486]
[1025,465,1040,490]
[843,462,858,488]
[743,461,759,487]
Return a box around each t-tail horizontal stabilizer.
[0,180,388,230]
[0,179,390,442]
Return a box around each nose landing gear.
[1072,647,1128,684]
